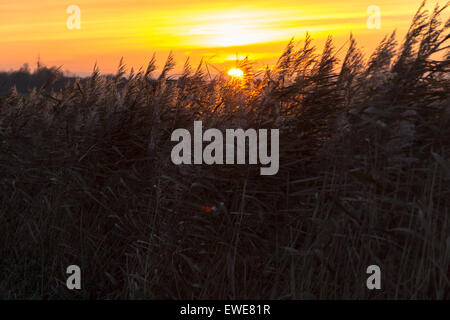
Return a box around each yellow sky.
[0,0,445,75]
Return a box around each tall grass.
[0,1,449,299]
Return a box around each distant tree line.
[0,62,80,96]
[0,61,176,96]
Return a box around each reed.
[0,1,448,299]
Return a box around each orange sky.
[0,0,445,75]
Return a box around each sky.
[0,0,445,75]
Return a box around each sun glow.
[0,0,434,73]
[187,22,271,47]
[228,68,244,78]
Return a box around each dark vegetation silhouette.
[0,63,77,96]
[0,2,449,299]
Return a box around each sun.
[228,68,244,78]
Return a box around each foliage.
[0,1,449,299]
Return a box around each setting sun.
[0,0,449,301]
[228,68,244,78]
[0,0,442,75]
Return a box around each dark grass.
[0,1,449,299]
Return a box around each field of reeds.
[0,2,449,299]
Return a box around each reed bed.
[0,2,449,299]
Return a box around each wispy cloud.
[0,0,440,73]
